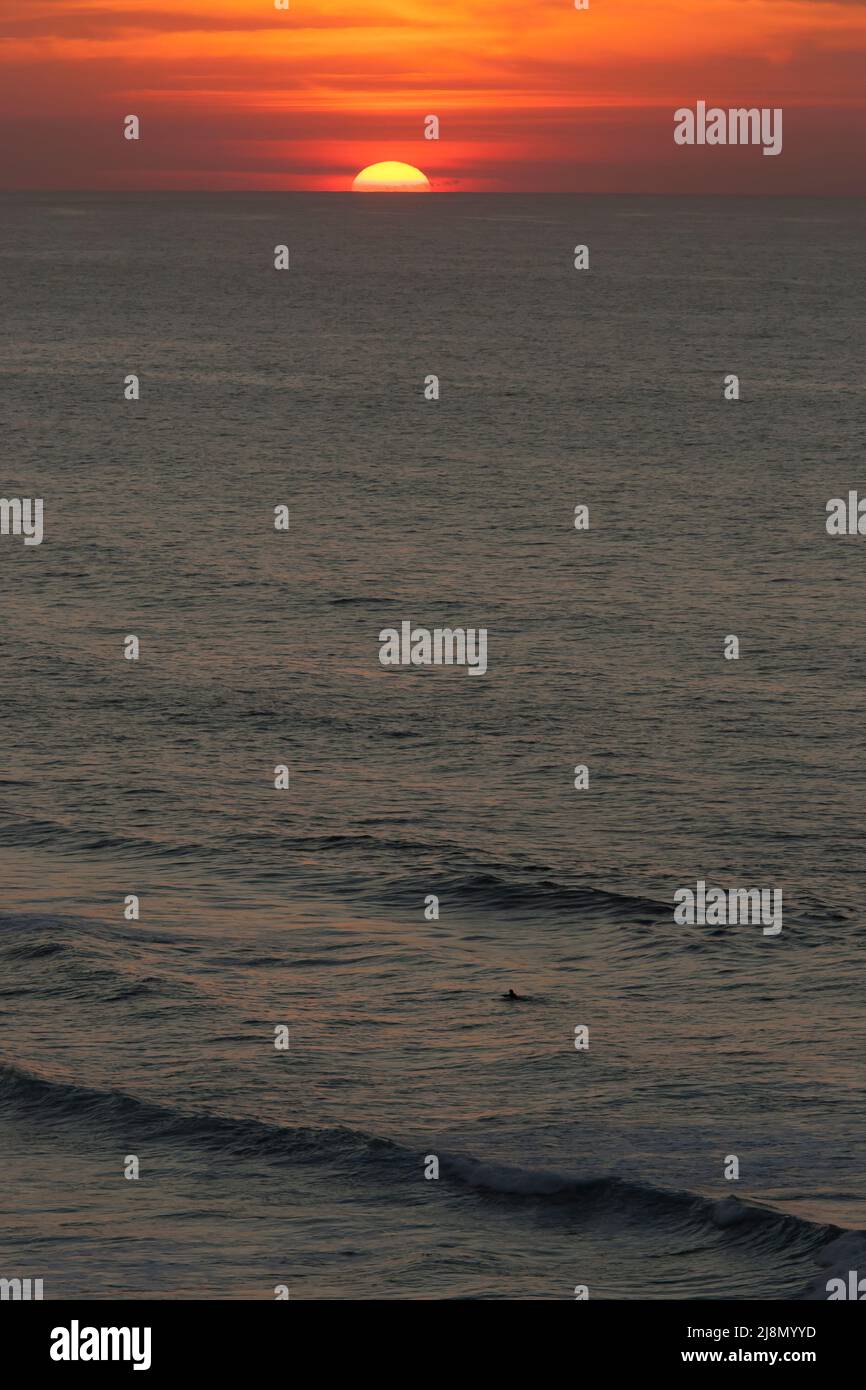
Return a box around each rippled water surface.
[1,193,865,1297]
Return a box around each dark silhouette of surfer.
[503,988,524,1001]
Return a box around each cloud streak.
[2,0,865,191]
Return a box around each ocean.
[1,191,865,1299]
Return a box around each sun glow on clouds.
[1,1,866,191]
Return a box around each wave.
[0,1060,404,1170]
[0,1059,849,1280]
[0,824,855,943]
[442,1153,835,1253]
[0,814,674,923]
[429,870,666,919]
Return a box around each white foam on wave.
[796,1231,866,1300]
[446,1154,583,1196]
[710,1195,755,1227]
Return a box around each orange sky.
[2,0,866,192]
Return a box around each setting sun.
[352,162,431,193]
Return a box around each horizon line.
[3,189,866,199]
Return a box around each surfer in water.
[503,988,524,1001]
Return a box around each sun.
[352,161,431,192]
